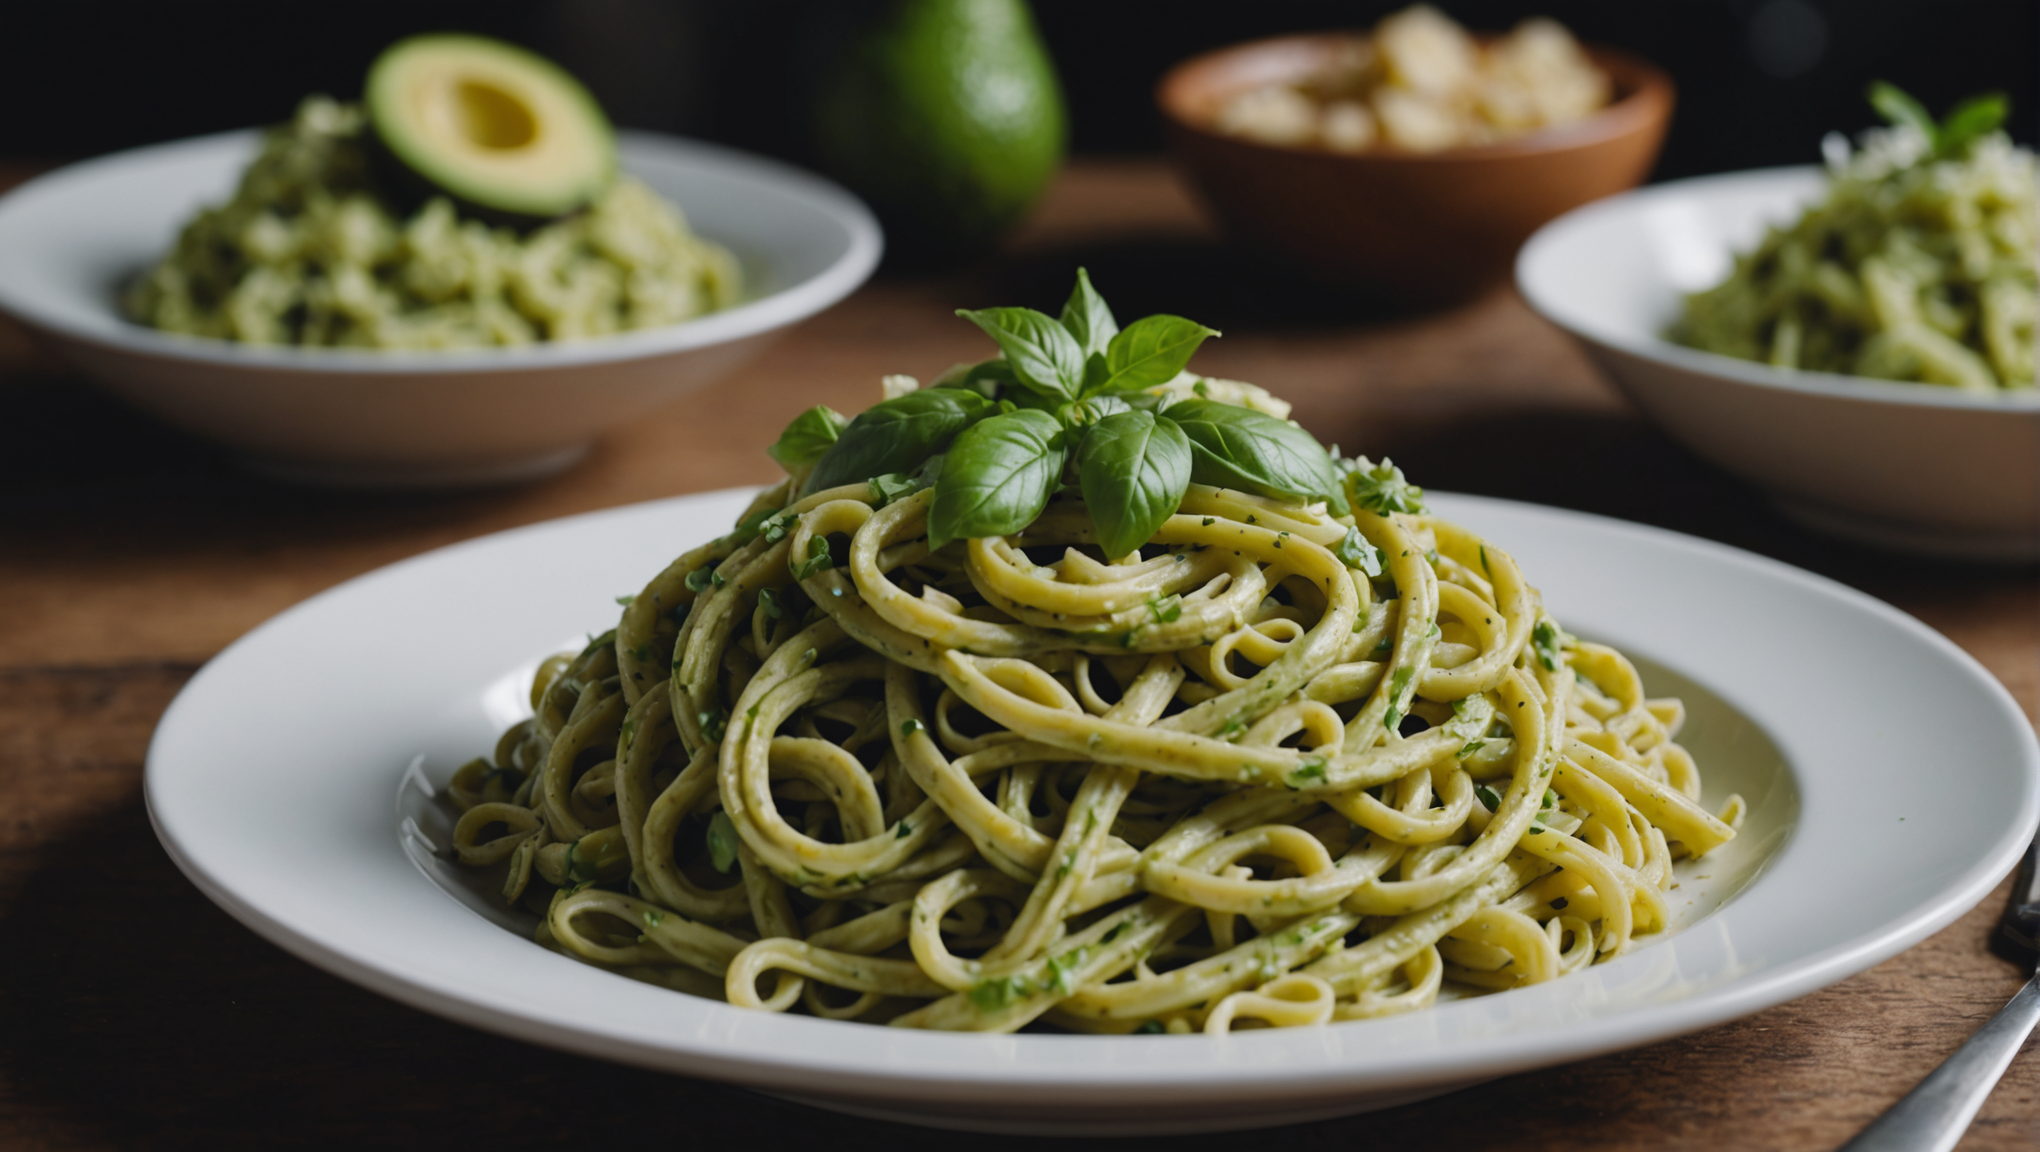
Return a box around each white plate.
[1517,165,2040,560]
[0,133,880,486]
[145,489,2040,1135]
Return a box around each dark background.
[1,0,2032,180]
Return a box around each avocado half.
[366,33,615,219]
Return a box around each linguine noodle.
[446,380,1740,1034]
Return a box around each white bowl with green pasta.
[1517,165,2040,561]
[0,125,881,487]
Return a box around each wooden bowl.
[1158,32,1673,306]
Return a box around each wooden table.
[1,159,2035,1150]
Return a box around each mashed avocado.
[126,97,740,349]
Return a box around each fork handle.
[1838,973,2040,1152]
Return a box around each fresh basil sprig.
[927,408,1066,550]
[1867,81,2009,160]
[771,269,1372,557]
[1168,400,1348,514]
[1092,314,1221,395]
[767,405,846,469]
[1077,410,1192,559]
[1059,267,1119,358]
[956,307,1088,402]
[804,387,993,494]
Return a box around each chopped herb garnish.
[1458,740,1485,758]
[684,567,716,593]
[758,586,784,620]
[1134,1020,1167,1034]
[614,593,635,606]
[1288,757,1328,787]
[901,718,925,738]
[1147,594,1183,624]
[1336,527,1385,576]
[968,975,1030,1012]
[896,821,912,839]
[698,707,728,744]
[706,812,740,873]
[792,536,835,580]
[1340,456,1426,515]
[867,472,918,507]
[761,512,798,545]
[1043,947,1087,994]
[1532,620,1564,671]
[1475,785,1502,812]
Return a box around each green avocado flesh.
[366,33,615,218]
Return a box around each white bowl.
[0,130,881,488]
[1516,166,2040,561]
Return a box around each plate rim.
[144,488,2040,1106]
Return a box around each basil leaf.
[1091,315,1220,395]
[1081,351,1110,393]
[1123,390,1177,414]
[1166,400,1346,512]
[766,405,846,469]
[1077,410,1191,559]
[1937,91,2008,157]
[956,307,1085,401]
[1341,456,1426,515]
[805,388,993,494]
[1868,81,1936,146]
[1061,393,1132,427]
[928,409,1066,550]
[1059,267,1120,358]
[931,357,1017,399]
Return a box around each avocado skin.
[813,0,1067,264]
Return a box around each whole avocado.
[814,0,1066,263]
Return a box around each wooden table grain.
[1,159,2035,1151]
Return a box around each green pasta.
[439,276,1744,1034]
[1677,88,2036,392]
[126,98,741,349]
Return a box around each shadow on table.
[0,370,533,551]
[0,792,1831,1152]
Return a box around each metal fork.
[1838,830,2040,1152]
